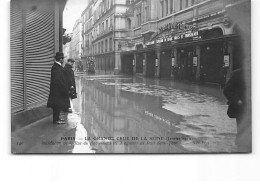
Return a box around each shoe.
[53,120,66,124]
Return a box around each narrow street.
[12,74,237,154]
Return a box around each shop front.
[200,42,224,84]
[177,47,195,82]
[95,53,115,74]
[146,51,156,78]
[121,10,242,85]
[136,53,144,74]
[160,49,172,79]
[121,53,134,75]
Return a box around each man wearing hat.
[64,58,77,113]
[47,52,70,124]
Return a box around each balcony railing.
[93,26,113,40]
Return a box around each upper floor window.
[106,19,109,30]
[185,0,189,8]
[161,1,164,17]
[105,39,107,52]
[109,37,112,51]
[165,0,168,15]
[180,0,183,10]
[127,18,131,29]
[101,41,103,53]
[170,0,173,13]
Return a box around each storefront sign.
[155,59,158,67]
[146,31,200,46]
[193,56,198,66]
[171,58,175,66]
[224,54,230,67]
[145,11,224,46]
[159,22,198,34]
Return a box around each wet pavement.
[11,74,237,154]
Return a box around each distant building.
[70,19,83,66]
[81,0,129,74]
[63,39,71,62]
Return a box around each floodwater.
[75,75,237,153]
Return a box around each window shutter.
[11,1,24,112]
[25,8,55,107]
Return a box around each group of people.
[47,52,77,124]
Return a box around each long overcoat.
[47,62,70,109]
[223,68,246,119]
[64,63,76,90]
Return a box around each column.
[226,41,234,81]
[133,53,137,75]
[114,51,121,74]
[143,52,147,76]
[195,45,201,81]
[170,48,178,78]
[155,49,160,78]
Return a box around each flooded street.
[75,74,237,153]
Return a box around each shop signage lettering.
[145,10,224,46]
[146,31,199,46]
[159,22,197,34]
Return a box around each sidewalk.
[11,110,94,154]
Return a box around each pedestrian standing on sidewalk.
[47,52,70,124]
[64,58,77,113]
[223,68,251,152]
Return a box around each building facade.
[11,0,67,113]
[120,0,250,84]
[63,39,71,62]
[81,0,130,74]
[69,19,83,70]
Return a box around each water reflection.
[79,76,236,153]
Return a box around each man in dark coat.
[47,52,70,124]
[64,58,76,113]
[223,68,251,152]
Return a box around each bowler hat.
[54,52,64,59]
[67,58,75,63]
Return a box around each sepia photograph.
[11,0,251,154]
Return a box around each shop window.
[106,19,108,30]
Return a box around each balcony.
[93,26,113,41]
